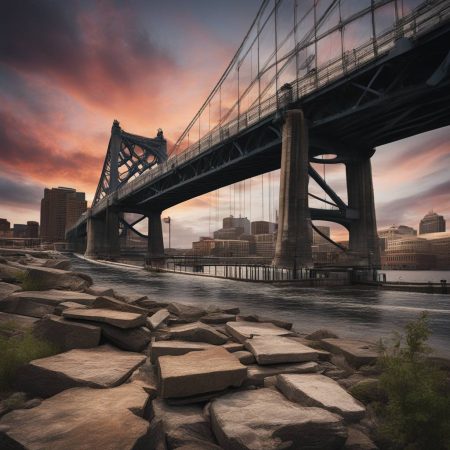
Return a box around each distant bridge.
[67,0,450,269]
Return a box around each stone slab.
[24,266,92,291]
[237,314,293,330]
[233,350,256,365]
[225,320,294,344]
[0,384,151,450]
[100,323,151,352]
[245,335,318,365]
[276,374,366,421]
[167,302,207,320]
[150,398,221,449]
[92,296,148,314]
[0,311,38,329]
[0,282,20,300]
[0,297,55,318]
[210,388,347,449]
[15,345,146,397]
[200,313,236,324]
[147,308,170,330]
[54,301,87,315]
[321,339,378,368]
[222,342,245,353]
[168,322,228,344]
[150,340,214,363]
[62,307,146,329]
[246,362,319,386]
[158,347,247,398]
[3,290,97,306]
[33,315,101,351]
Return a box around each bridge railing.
[68,0,449,232]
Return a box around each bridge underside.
[67,21,450,268]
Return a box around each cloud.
[0,170,44,209]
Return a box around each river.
[71,256,450,357]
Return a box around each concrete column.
[346,157,380,268]
[147,211,165,263]
[85,209,120,260]
[273,110,313,269]
[109,120,121,192]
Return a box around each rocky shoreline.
[0,249,390,449]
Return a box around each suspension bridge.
[66,0,450,270]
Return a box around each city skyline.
[1,0,449,248]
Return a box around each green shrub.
[16,271,47,291]
[377,312,450,450]
[0,326,59,392]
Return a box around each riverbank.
[1,249,450,448]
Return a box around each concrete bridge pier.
[273,109,313,269]
[85,209,120,260]
[147,211,165,265]
[346,156,380,268]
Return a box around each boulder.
[15,345,146,397]
[0,282,21,300]
[225,320,294,344]
[158,347,247,398]
[23,266,92,291]
[246,362,319,386]
[222,342,244,353]
[210,388,347,449]
[321,339,378,368]
[345,426,378,450]
[3,289,97,306]
[233,351,255,365]
[42,259,71,270]
[0,263,26,282]
[100,323,151,352]
[92,296,148,314]
[0,311,38,329]
[0,384,151,450]
[237,314,293,330]
[150,399,221,449]
[276,374,365,422]
[54,301,87,315]
[168,322,228,345]
[150,340,214,364]
[147,308,171,330]
[200,313,236,324]
[33,315,101,351]
[167,302,206,320]
[245,335,318,365]
[62,308,146,329]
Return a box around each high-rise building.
[251,220,276,235]
[13,224,28,238]
[0,218,10,236]
[40,187,87,242]
[378,224,417,250]
[223,216,251,234]
[26,221,39,238]
[419,211,446,235]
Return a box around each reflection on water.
[71,257,450,357]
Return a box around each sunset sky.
[1,0,449,247]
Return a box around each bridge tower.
[274,109,380,270]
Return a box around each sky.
[0,0,449,247]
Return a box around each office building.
[251,220,276,235]
[26,221,39,238]
[13,224,28,238]
[419,211,446,234]
[223,216,251,234]
[40,187,87,242]
[381,237,435,269]
[0,218,11,237]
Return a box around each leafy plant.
[16,272,47,291]
[376,312,450,450]
[0,325,59,393]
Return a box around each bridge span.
[66,0,450,269]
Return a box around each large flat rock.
[210,388,347,449]
[167,302,207,320]
[225,320,294,344]
[168,322,229,344]
[100,323,151,352]
[158,347,247,398]
[246,362,319,386]
[245,335,318,365]
[15,345,146,397]
[62,307,146,329]
[0,311,38,329]
[150,399,221,449]
[92,296,148,314]
[277,374,365,421]
[237,314,293,330]
[147,308,170,330]
[0,384,151,450]
[23,266,92,291]
[0,282,21,300]
[33,315,101,351]
[0,296,55,318]
[200,313,236,324]
[2,289,97,306]
[0,263,26,282]
[150,340,214,363]
[321,339,378,368]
